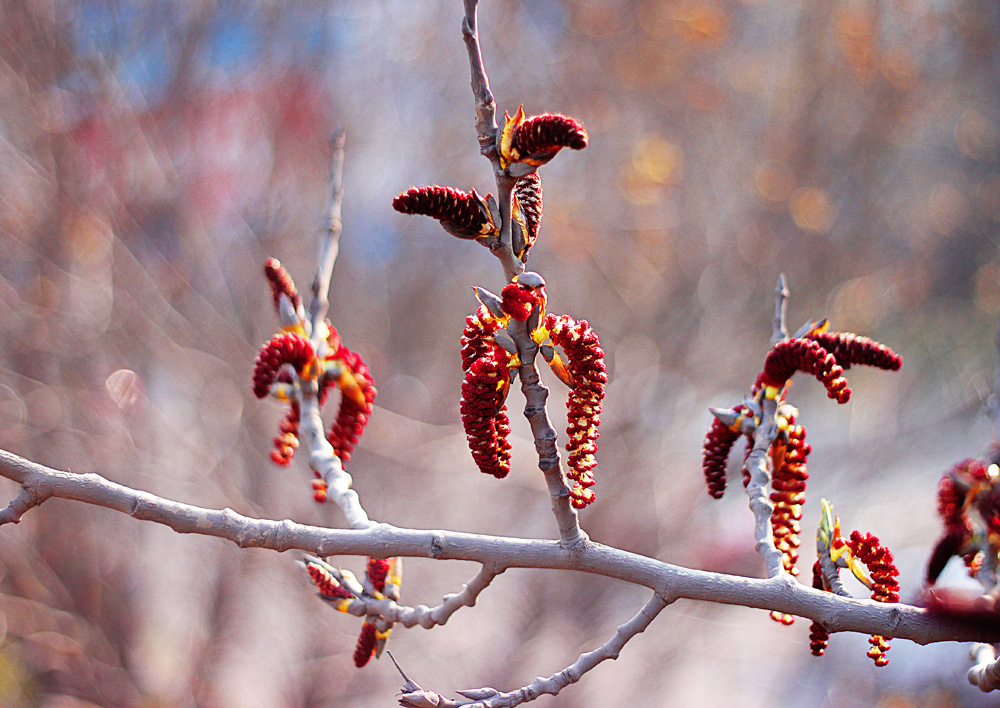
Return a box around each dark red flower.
[513,172,543,262]
[758,338,850,403]
[545,313,606,509]
[354,621,377,668]
[511,113,588,165]
[263,257,301,310]
[305,561,354,600]
[806,332,901,371]
[252,332,316,398]
[701,407,743,499]
[809,561,831,656]
[366,557,391,594]
[392,185,495,237]
[501,282,540,321]
[460,348,513,479]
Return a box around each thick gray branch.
[0,447,993,646]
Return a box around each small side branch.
[969,643,1000,692]
[462,0,498,157]
[298,390,373,530]
[743,396,785,577]
[0,486,43,525]
[401,592,672,708]
[342,564,500,629]
[310,128,347,340]
[772,273,789,346]
[509,319,587,550]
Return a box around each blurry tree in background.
[1,1,1000,706]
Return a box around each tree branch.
[507,318,586,550]
[968,643,1000,692]
[298,387,373,530]
[460,592,672,708]
[0,486,43,524]
[461,0,498,158]
[336,564,499,629]
[0,446,994,647]
[310,128,346,343]
[743,395,785,577]
[772,273,789,346]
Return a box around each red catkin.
[511,113,588,163]
[305,561,353,600]
[460,348,513,479]
[758,338,850,403]
[324,326,377,464]
[263,257,301,310]
[392,185,493,235]
[514,172,543,261]
[849,530,900,666]
[366,557,391,594]
[354,622,377,668]
[770,418,810,580]
[807,332,901,372]
[252,332,316,398]
[461,306,502,371]
[809,561,830,656]
[545,313,606,509]
[501,282,539,321]
[701,407,743,499]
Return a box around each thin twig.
[772,273,789,346]
[461,592,672,708]
[743,396,785,577]
[0,486,42,524]
[338,564,500,629]
[298,389,373,530]
[310,128,347,342]
[968,643,1000,692]
[0,446,993,646]
[461,0,498,157]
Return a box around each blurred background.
[1,0,999,706]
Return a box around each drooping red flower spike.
[354,621,378,667]
[366,557,391,595]
[758,338,850,403]
[392,185,498,240]
[540,312,607,509]
[461,304,504,371]
[848,530,900,666]
[263,257,302,311]
[252,332,318,398]
[808,561,831,656]
[499,105,588,171]
[770,411,810,579]
[926,458,999,585]
[271,401,300,466]
[513,172,542,262]
[460,347,514,479]
[806,332,901,372]
[814,500,900,666]
[701,405,745,499]
[323,326,377,465]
